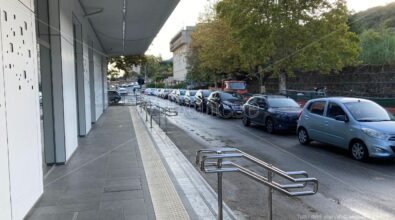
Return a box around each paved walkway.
[26,106,155,220]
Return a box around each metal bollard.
[217,157,223,220]
[150,105,153,129]
[268,165,273,220]
[158,110,161,127]
[145,103,149,122]
[164,110,168,134]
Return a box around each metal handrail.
[138,101,178,132]
[196,148,319,220]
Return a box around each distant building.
[170,26,195,82]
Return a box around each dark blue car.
[242,95,302,133]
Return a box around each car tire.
[350,140,369,161]
[242,116,251,127]
[265,118,275,134]
[298,128,310,145]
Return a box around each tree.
[217,0,360,93]
[188,9,243,86]
[108,55,147,78]
[359,30,395,65]
[108,55,173,83]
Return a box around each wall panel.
[0,1,43,219]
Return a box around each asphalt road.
[143,95,395,220]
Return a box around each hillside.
[350,2,395,33]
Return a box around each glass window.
[267,98,300,108]
[327,102,346,119]
[344,101,391,122]
[202,90,210,97]
[256,98,267,108]
[189,91,196,96]
[227,82,246,90]
[248,98,257,106]
[308,101,326,116]
[219,92,242,100]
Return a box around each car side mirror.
[335,115,348,122]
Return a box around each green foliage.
[359,30,395,65]
[216,0,360,76]
[108,55,173,82]
[350,2,395,34]
[188,11,243,83]
[145,82,165,88]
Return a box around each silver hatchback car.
[297,97,395,161]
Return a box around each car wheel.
[265,118,275,134]
[350,140,369,161]
[298,128,310,145]
[242,116,251,127]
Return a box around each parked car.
[194,89,211,112]
[118,87,128,96]
[297,97,395,161]
[108,90,121,104]
[206,91,244,118]
[175,89,186,105]
[161,89,171,99]
[184,90,197,107]
[242,95,302,133]
[168,90,177,102]
[153,88,161,96]
[144,88,153,95]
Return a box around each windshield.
[227,82,246,90]
[220,92,242,101]
[179,90,186,95]
[189,91,196,96]
[202,91,210,97]
[344,101,391,122]
[268,98,300,108]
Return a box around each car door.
[304,100,328,142]
[324,102,349,148]
[245,98,257,121]
[207,93,215,111]
[256,98,268,125]
[213,93,221,114]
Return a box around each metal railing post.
[158,108,161,127]
[196,148,318,220]
[217,157,223,220]
[164,109,168,134]
[150,103,153,128]
[268,165,273,220]
[145,102,148,122]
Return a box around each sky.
[146,0,395,60]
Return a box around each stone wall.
[264,65,395,98]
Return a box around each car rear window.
[308,101,326,116]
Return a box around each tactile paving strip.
[130,107,190,220]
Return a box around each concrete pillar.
[48,0,66,163]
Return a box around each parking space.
[143,93,395,220]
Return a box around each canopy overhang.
[79,0,179,56]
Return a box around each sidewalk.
[26,105,237,220]
[26,106,155,220]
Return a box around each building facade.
[0,0,178,219]
[170,26,194,82]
